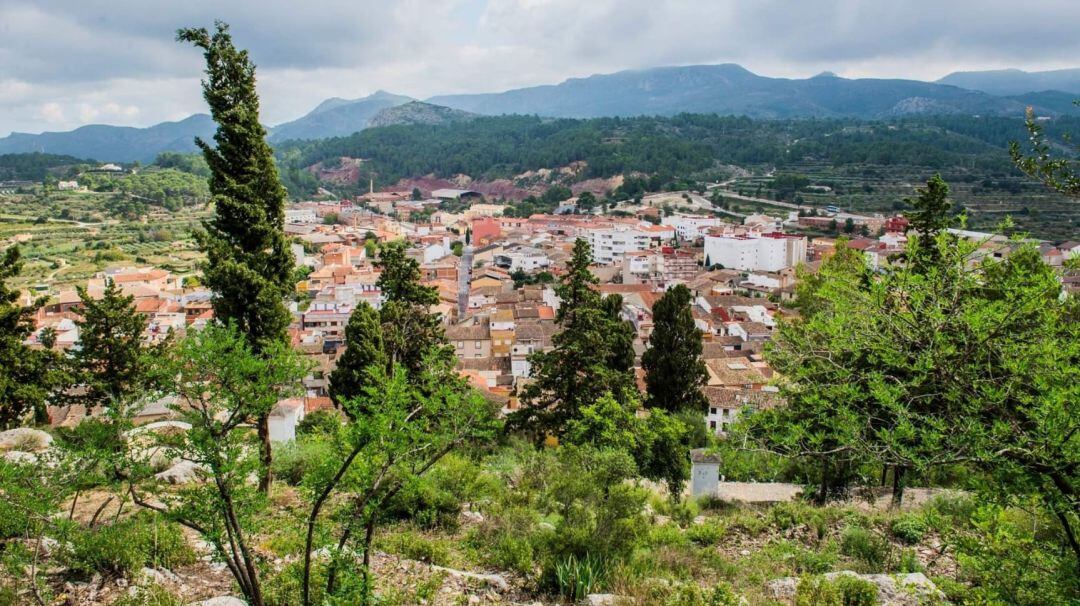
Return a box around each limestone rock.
[767,571,944,605]
[431,565,509,592]
[587,594,618,606]
[0,428,53,452]
[188,597,247,606]
[156,460,206,485]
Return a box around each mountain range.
[3,64,1078,163]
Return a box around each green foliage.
[642,284,708,413]
[328,302,387,406]
[68,280,151,410]
[110,584,185,606]
[272,436,337,486]
[62,513,194,578]
[0,152,90,181]
[839,526,891,572]
[553,553,607,600]
[889,514,928,545]
[795,574,880,606]
[511,239,637,439]
[952,504,1080,605]
[0,245,61,427]
[180,22,295,355]
[380,529,453,565]
[685,519,727,546]
[296,409,343,438]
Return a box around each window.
[475,342,482,349]
[709,421,717,430]
[710,407,717,415]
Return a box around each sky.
[3,0,1080,137]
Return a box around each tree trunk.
[890,466,906,509]
[257,414,273,495]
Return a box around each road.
[457,244,473,317]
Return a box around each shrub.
[271,437,334,486]
[794,575,842,606]
[384,474,462,530]
[686,519,727,546]
[472,504,539,575]
[839,525,890,572]
[833,575,879,606]
[669,498,701,528]
[296,409,342,437]
[889,514,927,545]
[111,584,184,606]
[380,529,451,566]
[552,554,606,601]
[62,514,194,578]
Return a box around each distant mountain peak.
[812,70,839,79]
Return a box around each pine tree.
[178,22,295,494]
[374,240,450,376]
[328,302,387,408]
[903,174,954,269]
[642,284,708,413]
[0,246,59,428]
[510,238,636,438]
[70,280,150,409]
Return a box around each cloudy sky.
[2,0,1079,136]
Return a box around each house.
[703,387,782,435]
[447,317,492,359]
[493,246,552,272]
[432,188,482,201]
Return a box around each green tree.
[132,322,308,606]
[411,187,423,201]
[510,239,636,439]
[178,22,296,493]
[577,191,598,212]
[0,246,60,428]
[328,302,387,408]
[374,240,450,377]
[642,284,708,413]
[302,357,498,606]
[69,280,151,409]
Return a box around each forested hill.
[275,113,1077,190]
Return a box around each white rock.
[3,451,39,464]
[188,597,247,606]
[139,567,181,585]
[431,565,509,592]
[156,460,206,485]
[461,510,485,524]
[587,594,618,606]
[0,428,53,452]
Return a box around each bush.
[795,575,842,606]
[833,575,879,606]
[384,474,462,530]
[271,437,335,486]
[685,519,726,546]
[552,553,606,601]
[380,529,451,566]
[839,525,890,572]
[62,514,194,577]
[296,409,342,437]
[472,504,540,575]
[889,514,927,545]
[111,584,184,606]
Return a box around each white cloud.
[4,0,1080,135]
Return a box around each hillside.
[938,67,1080,96]
[426,64,1043,119]
[267,90,413,142]
[367,101,478,128]
[0,114,215,163]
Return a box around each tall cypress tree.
[178,23,294,493]
[642,284,708,412]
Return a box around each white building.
[585,224,672,265]
[268,399,306,442]
[493,246,551,272]
[285,208,318,223]
[703,230,807,272]
[662,215,724,240]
